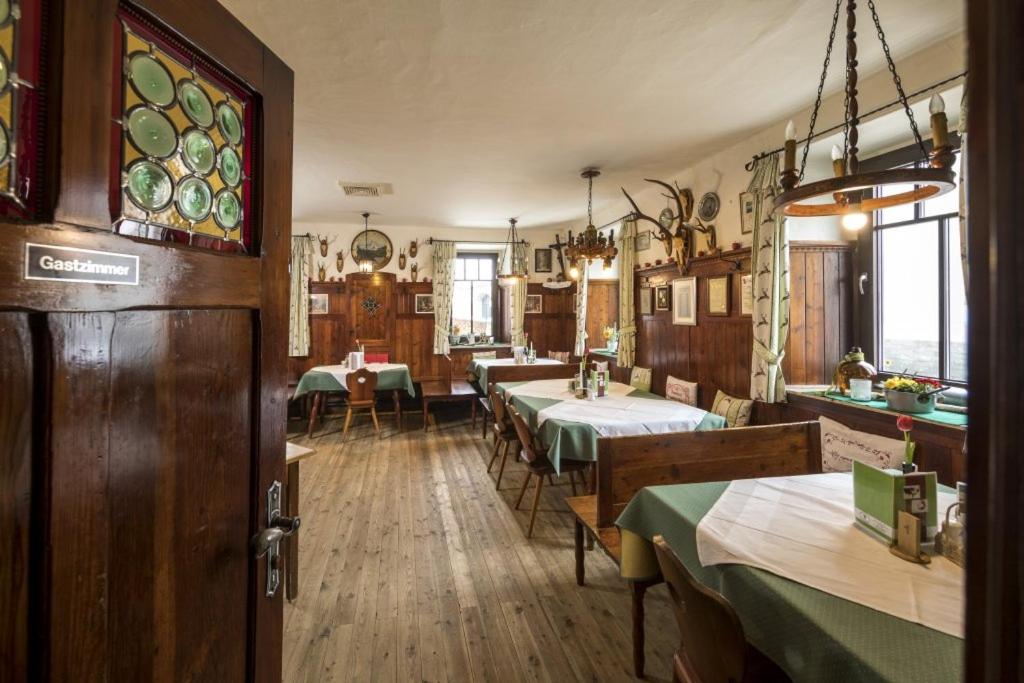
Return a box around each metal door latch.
[251,480,300,597]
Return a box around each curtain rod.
[427,237,527,245]
[744,71,967,171]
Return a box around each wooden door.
[0,1,292,681]
[347,271,396,351]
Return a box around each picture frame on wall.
[414,293,435,314]
[671,277,697,326]
[310,293,329,315]
[655,285,671,311]
[525,293,543,313]
[534,248,553,273]
[707,276,730,316]
[635,230,651,251]
[740,273,754,316]
[739,191,757,234]
[639,286,653,315]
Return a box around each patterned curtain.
[288,236,313,356]
[958,90,968,296]
[432,240,457,354]
[574,264,589,356]
[749,153,790,403]
[617,218,637,367]
[510,242,528,346]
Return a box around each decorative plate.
[126,106,178,159]
[216,102,243,145]
[351,229,393,271]
[659,208,675,229]
[178,80,214,128]
[128,52,175,108]
[182,129,215,175]
[217,146,242,187]
[176,176,213,221]
[214,189,241,230]
[697,192,721,222]
[125,159,173,212]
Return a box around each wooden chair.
[507,404,589,538]
[487,384,518,490]
[344,367,380,437]
[476,394,493,439]
[421,354,477,431]
[565,421,821,678]
[653,535,789,682]
[629,366,652,392]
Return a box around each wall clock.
[351,229,394,271]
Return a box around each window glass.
[451,254,497,338]
[923,153,961,218]
[947,223,968,381]
[879,221,940,378]
[877,182,916,225]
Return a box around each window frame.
[452,252,500,339]
[854,136,965,387]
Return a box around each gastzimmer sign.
[24,243,139,285]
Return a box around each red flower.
[896,415,914,432]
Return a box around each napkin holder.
[348,351,365,370]
[853,461,938,552]
[588,370,609,397]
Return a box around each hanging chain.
[799,0,844,181]
[867,0,928,161]
[586,173,594,225]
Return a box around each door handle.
[858,272,869,295]
[252,482,301,597]
[252,517,300,558]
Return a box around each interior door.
[0,1,293,680]
[348,271,396,352]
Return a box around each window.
[451,253,497,337]
[859,145,965,384]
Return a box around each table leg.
[631,580,648,678]
[422,397,429,431]
[574,519,585,586]
[307,391,321,437]
[285,461,300,601]
[393,390,402,430]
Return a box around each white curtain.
[509,242,528,346]
[749,154,790,403]
[574,264,589,356]
[617,219,637,367]
[288,236,313,356]
[958,90,968,295]
[432,240,457,354]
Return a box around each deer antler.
[621,186,671,242]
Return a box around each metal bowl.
[885,389,936,414]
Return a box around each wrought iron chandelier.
[499,217,528,285]
[357,212,373,273]
[566,168,617,275]
[774,0,956,229]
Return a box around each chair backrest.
[346,367,379,402]
[652,535,748,683]
[630,366,652,392]
[507,405,540,463]
[364,352,389,363]
[595,421,822,526]
[489,384,509,431]
[548,350,571,363]
[487,363,577,386]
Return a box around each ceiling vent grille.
[340,182,393,197]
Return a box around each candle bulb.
[783,120,797,172]
[929,93,949,151]
[831,144,846,177]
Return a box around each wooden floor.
[284,407,678,682]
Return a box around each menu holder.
[853,461,938,549]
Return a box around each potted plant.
[883,375,945,414]
[896,415,917,473]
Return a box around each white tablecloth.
[309,362,407,386]
[696,473,963,637]
[537,394,711,437]
[502,378,633,402]
[473,357,562,368]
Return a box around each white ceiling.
[221,0,963,229]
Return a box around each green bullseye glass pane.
[182,129,215,175]
[0,0,10,24]
[0,122,9,163]
[178,80,214,128]
[127,107,178,159]
[218,146,241,187]
[216,103,242,145]
[128,53,175,107]
[126,160,173,212]
[0,52,8,92]
[177,176,213,221]
[215,190,241,229]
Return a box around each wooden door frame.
[0,1,293,680]
[965,0,1024,679]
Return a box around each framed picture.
[351,229,394,271]
[639,287,653,315]
[414,293,434,314]
[655,285,671,311]
[671,277,697,326]
[635,230,651,251]
[309,293,329,315]
[739,191,757,234]
[534,248,553,273]
[707,276,730,316]
[740,273,753,316]
[525,293,543,314]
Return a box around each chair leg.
[471,400,477,429]
[481,410,489,439]
[495,440,510,491]
[370,406,380,435]
[574,519,585,586]
[527,474,544,538]
[307,391,321,437]
[631,581,648,678]
[342,406,353,437]
[514,470,532,510]
[486,437,500,472]
[569,471,578,496]
[422,398,429,431]
[393,390,402,430]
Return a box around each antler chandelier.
[566,168,617,274]
[774,0,956,228]
[499,217,528,285]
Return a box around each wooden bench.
[485,362,578,387]
[421,354,478,430]
[566,421,822,678]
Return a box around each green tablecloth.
[293,365,416,398]
[466,358,564,390]
[495,381,725,472]
[616,482,963,683]
[791,389,968,428]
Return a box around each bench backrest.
[487,363,577,386]
[595,421,822,526]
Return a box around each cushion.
[630,367,652,392]
[710,390,753,427]
[364,353,389,363]
[472,351,497,359]
[548,351,571,363]
[665,375,698,406]
[819,416,904,473]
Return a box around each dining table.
[294,362,416,435]
[615,475,964,682]
[465,356,564,390]
[494,378,725,472]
